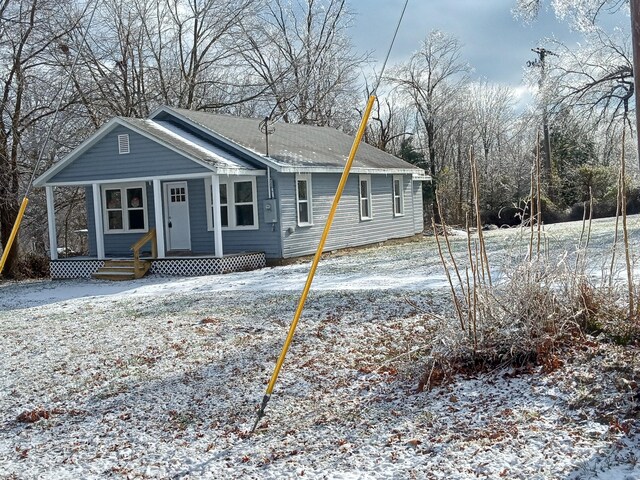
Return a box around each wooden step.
[92,259,150,280]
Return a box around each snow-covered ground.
[1,217,640,479]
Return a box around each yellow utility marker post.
[252,96,376,432]
[251,0,410,433]
[251,0,409,434]
[0,198,29,274]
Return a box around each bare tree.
[360,90,413,153]
[0,0,80,277]
[238,0,364,127]
[72,0,262,120]
[388,30,470,221]
[547,29,633,127]
[514,0,628,30]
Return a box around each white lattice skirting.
[51,260,105,279]
[150,253,266,276]
[50,253,266,279]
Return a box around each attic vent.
[118,134,130,154]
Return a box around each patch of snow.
[1,215,640,478]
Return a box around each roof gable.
[35,117,261,186]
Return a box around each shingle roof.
[165,108,424,174]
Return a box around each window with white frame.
[103,184,147,233]
[205,176,258,230]
[296,174,313,226]
[393,175,404,216]
[359,175,372,220]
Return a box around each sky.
[349,0,631,94]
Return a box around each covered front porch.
[44,173,234,262]
[42,171,268,279]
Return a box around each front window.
[234,181,255,226]
[205,176,258,230]
[393,175,404,216]
[103,184,147,233]
[296,174,312,226]
[359,175,372,220]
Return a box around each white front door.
[164,181,191,251]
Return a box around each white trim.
[205,176,259,231]
[152,179,166,258]
[45,186,58,260]
[295,174,313,226]
[40,170,264,188]
[359,175,372,221]
[393,175,405,217]
[102,183,149,234]
[272,166,423,175]
[210,175,223,258]
[92,184,105,259]
[412,174,432,182]
[164,181,192,250]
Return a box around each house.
[34,107,429,279]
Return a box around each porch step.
[92,259,151,281]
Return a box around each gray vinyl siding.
[50,126,210,183]
[189,176,282,257]
[186,178,213,254]
[279,173,418,258]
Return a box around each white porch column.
[211,174,223,257]
[91,183,105,259]
[153,178,166,258]
[45,186,58,260]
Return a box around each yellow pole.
[252,95,376,431]
[0,197,29,275]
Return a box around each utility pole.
[631,0,640,168]
[528,47,556,178]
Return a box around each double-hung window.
[103,184,147,233]
[205,176,258,230]
[296,174,313,226]
[393,175,404,216]
[359,175,372,220]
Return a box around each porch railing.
[130,228,157,273]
